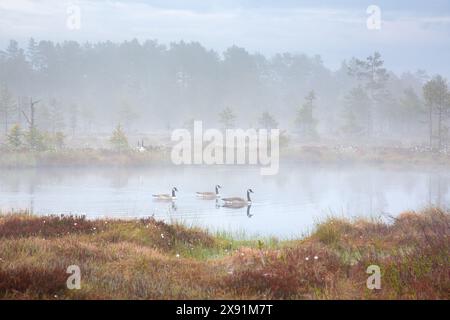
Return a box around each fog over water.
[1,164,448,238]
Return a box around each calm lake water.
[0,163,449,238]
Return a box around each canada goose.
[222,189,254,208]
[196,185,221,199]
[152,187,178,201]
[137,139,146,153]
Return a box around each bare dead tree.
[21,98,40,130]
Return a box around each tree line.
[0,38,449,150]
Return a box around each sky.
[0,0,449,77]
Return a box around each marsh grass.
[0,208,448,299]
[1,145,449,169]
[0,149,169,168]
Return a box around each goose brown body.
[221,189,254,207]
[152,187,178,201]
[196,185,221,199]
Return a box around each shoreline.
[0,146,449,170]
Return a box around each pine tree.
[69,103,78,136]
[48,98,65,134]
[53,131,65,150]
[27,38,41,70]
[347,52,389,137]
[7,124,22,149]
[118,101,138,131]
[218,107,236,129]
[36,103,51,129]
[296,91,318,139]
[341,86,370,137]
[110,124,129,152]
[423,75,450,150]
[183,118,196,132]
[341,109,363,136]
[258,112,278,130]
[25,126,46,151]
[0,83,16,135]
[399,87,424,134]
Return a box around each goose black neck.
[215,186,219,194]
[172,190,176,197]
[247,190,252,202]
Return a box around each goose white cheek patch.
[170,121,280,175]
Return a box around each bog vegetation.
[0,208,448,299]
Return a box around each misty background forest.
[0,38,449,151]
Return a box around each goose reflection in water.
[246,205,253,218]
